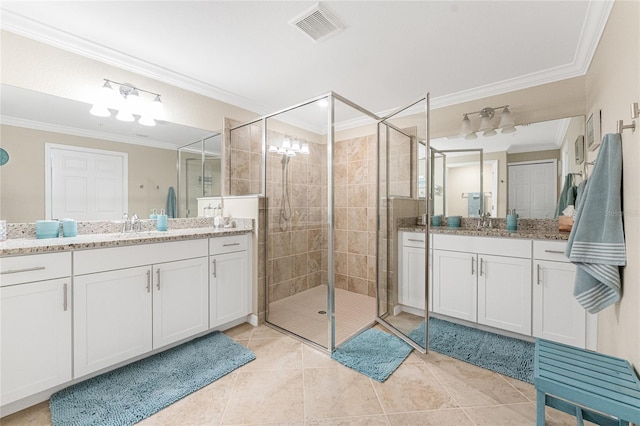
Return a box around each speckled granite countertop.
[398,226,570,240]
[0,219,254,256]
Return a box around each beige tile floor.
[1,323,588,426]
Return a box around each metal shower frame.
[228,91,431,353]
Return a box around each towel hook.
[617,119,636,133]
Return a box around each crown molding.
[1,1,612,134]
[1,115,178,151]
[0,10,274,116]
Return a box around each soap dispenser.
[213,203,224,228]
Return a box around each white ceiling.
[1,1,612,117]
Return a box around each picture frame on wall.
[586,110,602,151]
[575,135,584,165]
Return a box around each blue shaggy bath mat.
[409,317,535,383]
[331,328,412,382]
[49,331,255,426]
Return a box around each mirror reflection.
[428,115,585,218]
[0,84,219,222]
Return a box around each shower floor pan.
[268,284,376,348]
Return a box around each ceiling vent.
[290,3,343,43]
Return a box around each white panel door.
[1,278,72,405]
[432,250,477,322]
[210,251,250,328]
[74,266,152,377]
[477,254,532,335]
[508,162,556,219]
[152,257,209,349]
[48,144,127,220]
[533,260,586,348]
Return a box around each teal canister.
[507,210,517,231]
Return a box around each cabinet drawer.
[433,234,531,258]
[210,234,248,255]
[533,240,569,262]
[402,232,427,248]
[74,239,208,275]
[0,252,71,286]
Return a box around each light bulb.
[138,114,156,127]
[286,150,296,157]
[116,104,134,122]
[282,136,291,149]
[151,95,165,120]
[277,147,287,155]
[482,128,497,137]
[464,132,478,140]
[269,145,278,153]
[460,114,473,136]
[291,139,301,152]
[90,104,111,117]
[126,88,141,114]
[300,142,310,154]
[498,107,515,129]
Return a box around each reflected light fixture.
[460,105,516,138]
[90,79,164,127]
[268,135,310,157]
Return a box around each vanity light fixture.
[268,135,310,157]
[460,105,516,139]
[90,79,164,126]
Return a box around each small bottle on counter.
[156,208,168,232]
[507,209,518,231]
[213,203,224,228]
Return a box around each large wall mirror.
[424,115,585,219]
[0,84,220,223]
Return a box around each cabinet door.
[152,257,209,349]
[533,260,586,348]
[400,246,426,311]
[1,278,72,405]
[478,254,532,335]
[432,250,477,322]
[210,251,249,328]
[74,266,152,377]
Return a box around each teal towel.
[554,174,577,218]
[166,186,177,218]
[565,134,626,313]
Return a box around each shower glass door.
[376,94,430,352]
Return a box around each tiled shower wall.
[334,135,378,297]
[264,130,327,303]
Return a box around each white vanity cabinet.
[398,232,431,314]
[533,240,591,349]
[432,249,477,322]
[73,239,209,377]
[0,253,72,405]
[209,234,251,328]
[432,235,532,335]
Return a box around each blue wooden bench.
[535,339,640,426]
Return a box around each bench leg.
[576,406,584,426]
[536,390,546,426]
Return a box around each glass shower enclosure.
[228,93,430,353]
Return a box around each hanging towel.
[565,133,626,313]
[554,174,577,219]
[467,192,482,217]
[166,186,177,218]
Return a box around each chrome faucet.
[477,212,492,229]
[122,212,141,233]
